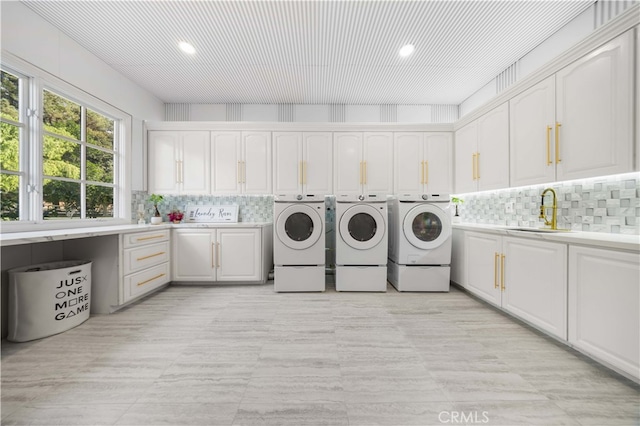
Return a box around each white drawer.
[123,230,170,248]
[123,241,170,274]
[124,262,170,302]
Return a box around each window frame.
[1,54,131,232]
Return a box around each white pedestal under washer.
[335,194,388,292]
[274,194,325,292]
[387,194,452,292]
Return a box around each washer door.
[402,204,451,250]
[276,204,323,250]
[339,204,386,250]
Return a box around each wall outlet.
[505,201,515,214]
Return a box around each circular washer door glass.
[348,213,377,242]
[285,212,314,241]
[412,212,442,242]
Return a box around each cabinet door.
[363,132,393,194]
[465,231,501,306]
[243,131,272,194]
[450,228,466,287]
[394,132,424,195]
[303,132,333,195]
[556,31,634,181]
[273,132,302,195]
[216,228,261,281]
[569,246,639,380]
[454,122,478,193]
[212,132,242,194]
[509,76,556,187]
[477,102,509,191]
[502,237,567,339]
[172,230,215,281]
[181,131,211,194]
[148,131,179,194]
[334,132,363,195]
[425,132,453,195]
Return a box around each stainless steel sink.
[509,227,573,233]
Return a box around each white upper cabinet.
[212,131,271,194]
[394,132,452,195]
[455,103,509,193]
[476,102,510,191]
[334,132,393,196]
[148,131,210,195]
[273,132,332,195]
[509,76,556,187]
[555,31,634,181]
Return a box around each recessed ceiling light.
[399,44,415,57]
[178,41,196,55]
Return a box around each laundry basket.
[8,260,92,342]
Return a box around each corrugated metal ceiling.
[21,0,594,105]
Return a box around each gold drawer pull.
[494,252,499,289]
[136,251,165,261]
[424,161,429,185]
[136,234,165,242]
[555,122,562,163]
[501,254,506,291]
[137,273,165,287]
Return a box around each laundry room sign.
[185,205,239,223]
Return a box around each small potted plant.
[451,196,464,223]
[168,210,184,224]
[149,194,164,224]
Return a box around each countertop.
[453,223,640,252]
[0,222,273,247]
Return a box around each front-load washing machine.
[388,194,452,292]
[335,194,388,292]
[274,194,325,292]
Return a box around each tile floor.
[1,282,639,425]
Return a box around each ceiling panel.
[20,0,594,105]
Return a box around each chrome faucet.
[539,188,558,230]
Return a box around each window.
[0,69,25,221]
[0,60,128,228]
[42,90,116,220]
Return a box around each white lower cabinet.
[121,230,171,304]
[464,231,567,339]
[569,246,639,380]
[172,227,264,283]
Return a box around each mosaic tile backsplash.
[454,173,640,235]
[131,193,274,223]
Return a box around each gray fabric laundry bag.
[8,260,92,342]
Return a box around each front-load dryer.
[388,194,452,292]
[274,194,325,292]
[335,194,388,292]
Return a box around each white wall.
[0,1,165,190]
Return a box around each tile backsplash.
[131,193,274,223]
[454,173,640,235]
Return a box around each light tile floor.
[2,283,639,425]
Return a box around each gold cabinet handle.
[363,161,367,184]
[476,152,480,179]
[472,154,476,180]
[494,252,499,289]
[555,122,562,163]
[546,126,552,165]
[500,254,506,291]
[136,234,165,242]
[303,161,307,185]
[424,160,429,185]
[137,273,165,287]
[136,251,165,261]
[299,161,303,185]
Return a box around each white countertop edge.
[0,222,273,247]
[453,223,640,252]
